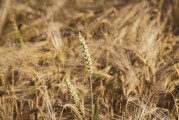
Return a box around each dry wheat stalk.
[0,0,10,35]
[47,22,62,50]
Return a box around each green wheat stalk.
[78,33,94,116]
[65,78,85,119]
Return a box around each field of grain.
[0,0,179,120]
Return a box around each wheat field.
[0,0,179,120]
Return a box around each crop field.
[0,0,179,120]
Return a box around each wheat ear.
[10,14,23,46]
[78,33,93,74]
[78,33,94,110]
[65,78,85,118]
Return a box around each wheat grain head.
[78,33,93,74]
[65,78,85,118]
[10,14,23,46]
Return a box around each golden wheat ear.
[78,32,93,74]
[10,14,23,47]
[65,78,85,118]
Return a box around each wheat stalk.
[78,33,94,115]
[65,78,85,118]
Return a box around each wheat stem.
[89,74,94,109]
